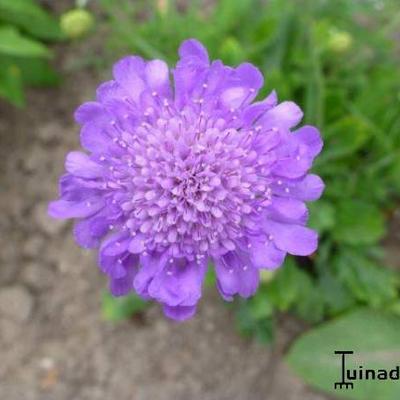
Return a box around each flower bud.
[328,29,353,53]
[60,9,94,39]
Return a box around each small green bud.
[260,269,276,283]
[60,9,94,39]
[156,0,169,15]
[328,29,353,53]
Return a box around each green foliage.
[332,201,385,245]
[0,0,63,106]
[99,4,400,390]
[286,309,400,399]
[234,292,275,344]
[102,292,150,321]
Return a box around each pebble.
[22,145,47,173]
[23,235,46,258]
[0,317,19,345]
[22,262,55,290]
[37,121,62,144]
[0,285,34,323]
[33,202,66,235]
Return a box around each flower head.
[49,39,324,321]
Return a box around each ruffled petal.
[272,156,312,179]
[73,213,109,248]
[162,304,197,321]
[59,174,101,201]
[128,233,146,254]
[242,90,277,126]
[133,252,168,298]
[248,237,286,269]
[147,257,207,307]
[145,59,171,96]
[48,198,104,219]
[266,220,318,256]
[98,233,139,289]
[214,251,259,300]
[294,125,323,159]
[109,262,138,296]
[235,62,264,91]
[220,86,249,109]
[74,102,107,125]
[272,174,325,201]
[266,197,308,225]
[80,122,111,154]
[112,56,146,103]
[96,80,126,103]
[65,151,105,179]
[178,39,209,64]
[260,101,303,129]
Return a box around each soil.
[4,30,399,400]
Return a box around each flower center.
[104,106,274,260]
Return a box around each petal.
[99,233,139,278]
[260,101,303,129]
[65,151,105,179]
[242,90,277,125]
[235,62,263,91]
[252,128,281,154]
[178,39,209,64]
[248,238,286,269]
[267,221,318,256]
[74,102,106,125]
[59,174,101,201]
[134,252,168,297]
[147,258,206,307]
[267,197,308,224]
[272,156,312,179]
[294,125,323,158]
[162,304,197,321]
[96,80,125,103]
[220,86,248,109]
[73,214,108,248]
[272,174,325,201]
[145,59,171,95]
[80,122,111,154]
[128,234,146,254]
[214,251,259,300]
[48,198,104,219]
[102,236,130,256]
[112,56,146,103]
[109,263,138,296]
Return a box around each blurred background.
[1,0,400,399]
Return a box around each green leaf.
[0,0,63,41]
[0,56,60,87]
[15,58,59,86]
[0,26,50,58]
[318,270,356,316]
[267,258,303,312]
[317,116,372,164]
[205,264,216,287]
[334,250,397,307]
[102,292,150,321]
[0,63,23,106]
[234,296,275,344]
[332,201,385,245]
[308,201,335,234]
[286,309,400,399]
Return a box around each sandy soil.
[0,37,357,400]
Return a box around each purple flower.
[49,39,324,321]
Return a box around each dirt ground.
[5,35,398,400]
